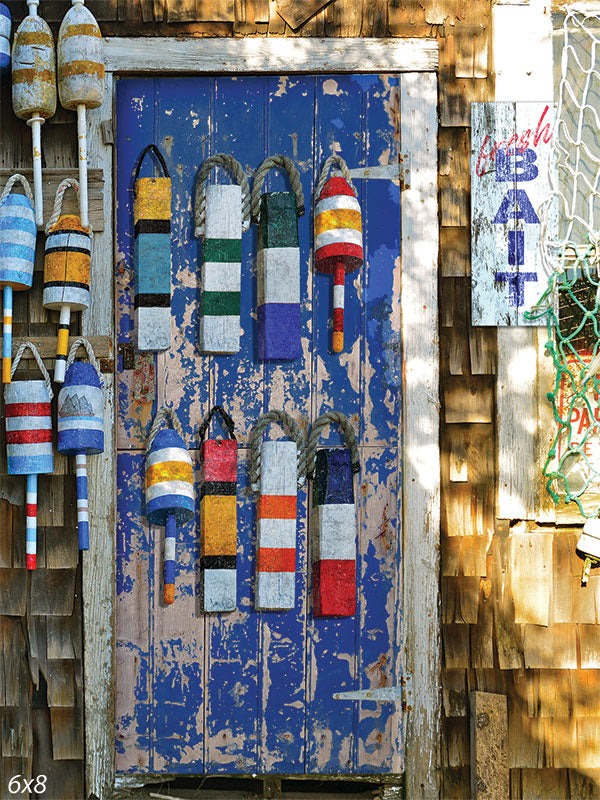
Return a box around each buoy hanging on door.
[251,155,304,361]
[4,342,54,570]
[314,155,363,353]
[249,410,306,610]
[0,174,37,384]
[199,405,238,612]
[43,179,91,383]
[0,3,11,74]
[133,144,172,352]
[57,338,104,551]
[145,407,194,605]
[11,0,56,228]
[306,410,360,617]
[194,153,250,354]
[57,0,105,230]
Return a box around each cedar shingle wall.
[3,2,597,799]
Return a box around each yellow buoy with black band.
[11,0,56,228]
[43,179,91,384]
[57,0,105,229]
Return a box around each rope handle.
[0,174,35,210]
[133,144,170,182]
[251,155,305,224]
[306,411,359,478]
[45,178,85,234]
[315,154,357,201]
[199,405,236,443]
[249,410,306,492]
[10,341,53,400]
[147,406,185,451]
[194,154,251,237]
[65,337,105,388]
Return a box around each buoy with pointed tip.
[314,156,363,353]
[57,339,104,551]
[57,0,105,230]
[4,342,54,570]
[43,179,91,384]
[146,409,194,605]
[0,175,37,384]
[0,3,11,74]
[11,0,57,228]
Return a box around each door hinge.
[347,153,411,190]
[333,675,412,706]
[118,342,135,370]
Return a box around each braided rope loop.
[198,405,236,443]
[306,411,359,479]
[45,178,84,235]
[0,174,35,209]
[147,406,185,451]
[315,154,357,201]
[251,155,305,224]
[249,410,306,493]
[194,153,251,237]
[65,337,104,388]
[10,341,53,399]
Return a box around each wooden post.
[256,440,297,609]
[200,437,238,612]
[256,192,301,360]
[200,184,242,353]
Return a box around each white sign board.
[471,101,555,326]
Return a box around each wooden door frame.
[85,37,440,800]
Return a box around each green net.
[525,246,600,517]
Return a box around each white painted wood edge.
[82,72,116,800]
[400,72,441,798]
[104,37,438,74]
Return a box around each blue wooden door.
[115,75,403,776]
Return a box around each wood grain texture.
[400,71,440,799]
[81,74,115,800]
[105,36,439,72]
[276,0,333,30]
[470,692,509,800]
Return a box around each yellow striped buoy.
[57,0,104,112]
[11,1,56,227]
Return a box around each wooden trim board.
[83,50,440,800]
[104,37,438,73]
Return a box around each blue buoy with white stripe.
[0,175,37,383]
[146,417,194,605]
[0,4,11,74]
[57,340,104,551]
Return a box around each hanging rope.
[147,406,185,451]
[65,337,104,388]
[0,173,35,209]
[249,410,306,493]
[314,154,357,200]
[251,155,305,224]
[45,178,86,234]
[10,341,53,399]
[198,405,236,443]
[306,410,359,479]
[194,153,251,237]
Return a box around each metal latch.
[333,675,411,704]
[347,153,411,190]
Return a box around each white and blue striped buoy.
[0,4,11,74]
[0,175,36,384]
[57,339,104,551]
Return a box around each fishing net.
[525,6,600,517]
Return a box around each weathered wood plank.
[276,0,333,30]
[400,70,440,799]
[509,525,553,625]
[81,74,115,800]
[470,692,509,800]
[104,37,439,73]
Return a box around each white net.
[540,4,600,272]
